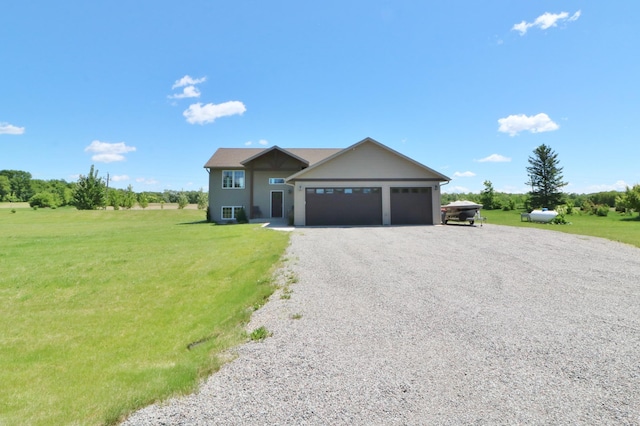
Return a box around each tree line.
[0,167,208,210]
[442,144,640,217]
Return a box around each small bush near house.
[236,207,248,224]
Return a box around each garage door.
[390,187,433,225]
[305,187,382,226]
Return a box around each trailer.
[441,200,483,226]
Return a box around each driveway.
[124,225,640,425]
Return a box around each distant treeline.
[0,169,207,208]
[442,190,626,211]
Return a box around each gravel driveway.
[123,225,640,425]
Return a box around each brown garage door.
[390,187,433,225]
[305,187,382,226]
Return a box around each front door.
[271,191,284,218]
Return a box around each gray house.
[204,137,450,226]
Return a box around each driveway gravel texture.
[123,225,640,425]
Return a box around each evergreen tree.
[525,144,567,209]
[73,165,107,210]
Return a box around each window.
[221,206,243,220]
[222,170,245,189]
[269,178,285,185]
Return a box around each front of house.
[204,137,450,226]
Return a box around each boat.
[441,200,483,225]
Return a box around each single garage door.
[306,187,382,226]
[390,187,433,225]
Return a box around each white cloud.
[136,177,159,185]
[258,139,268,146]
[498,113,559,136]
[172,75,206,89]
[0,122,25,135]
[476,154,512,163]
[444,186,470,194]
[183,101,246,124]
[586,180,629,193]
[453,171,476,178]
[512,10,581,35]
[84,140,136,163]
[111,175,130,182]
[244,141,253,146]
[168,85,201,99]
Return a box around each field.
[482,208,640,248]
[0,206,289,425]
[2,204,639,425]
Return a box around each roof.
[285,137,451,182]
[203,147,341,169]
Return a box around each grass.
[482,209,640,248]
[0,207,289,425]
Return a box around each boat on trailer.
[441,200,483,226]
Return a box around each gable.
[286,138,450,181]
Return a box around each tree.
[0,170,33,201]
[480,180,498,210]
[196,188,208,210]
[138,192,149,209]
[73,165,107,210]
[616,184,640,216]
[0,175,11,201]
[122,185,136,209]
[525,144,567,209]
[107,188,122,210]
[177,191,189,209]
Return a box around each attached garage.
[390,187,433,225]
[286,138,451,226]
[305,187,382,226]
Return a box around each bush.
[177,192,189,209]
[595,205,609,217]
[236,207,248,224]
[552,213,570,224]
[29,192,61,208]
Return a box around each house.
[203,137,451,226]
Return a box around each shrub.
[595,205,609,217]
[236,207,248,224]
[565,201,574,215]
[177,192,189,209]
[552,213,570,225]
[29,192,61,208]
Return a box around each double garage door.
[305,186,433,226]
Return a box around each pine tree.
[525,144,567,209]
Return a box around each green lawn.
[482,208,640,248]
[0,207,289,425]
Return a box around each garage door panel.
[390,187,433,225]
[306,188,382,226]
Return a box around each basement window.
[221,206,243,220]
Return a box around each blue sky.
[2,1,638,194]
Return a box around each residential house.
[204,137,450,226]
